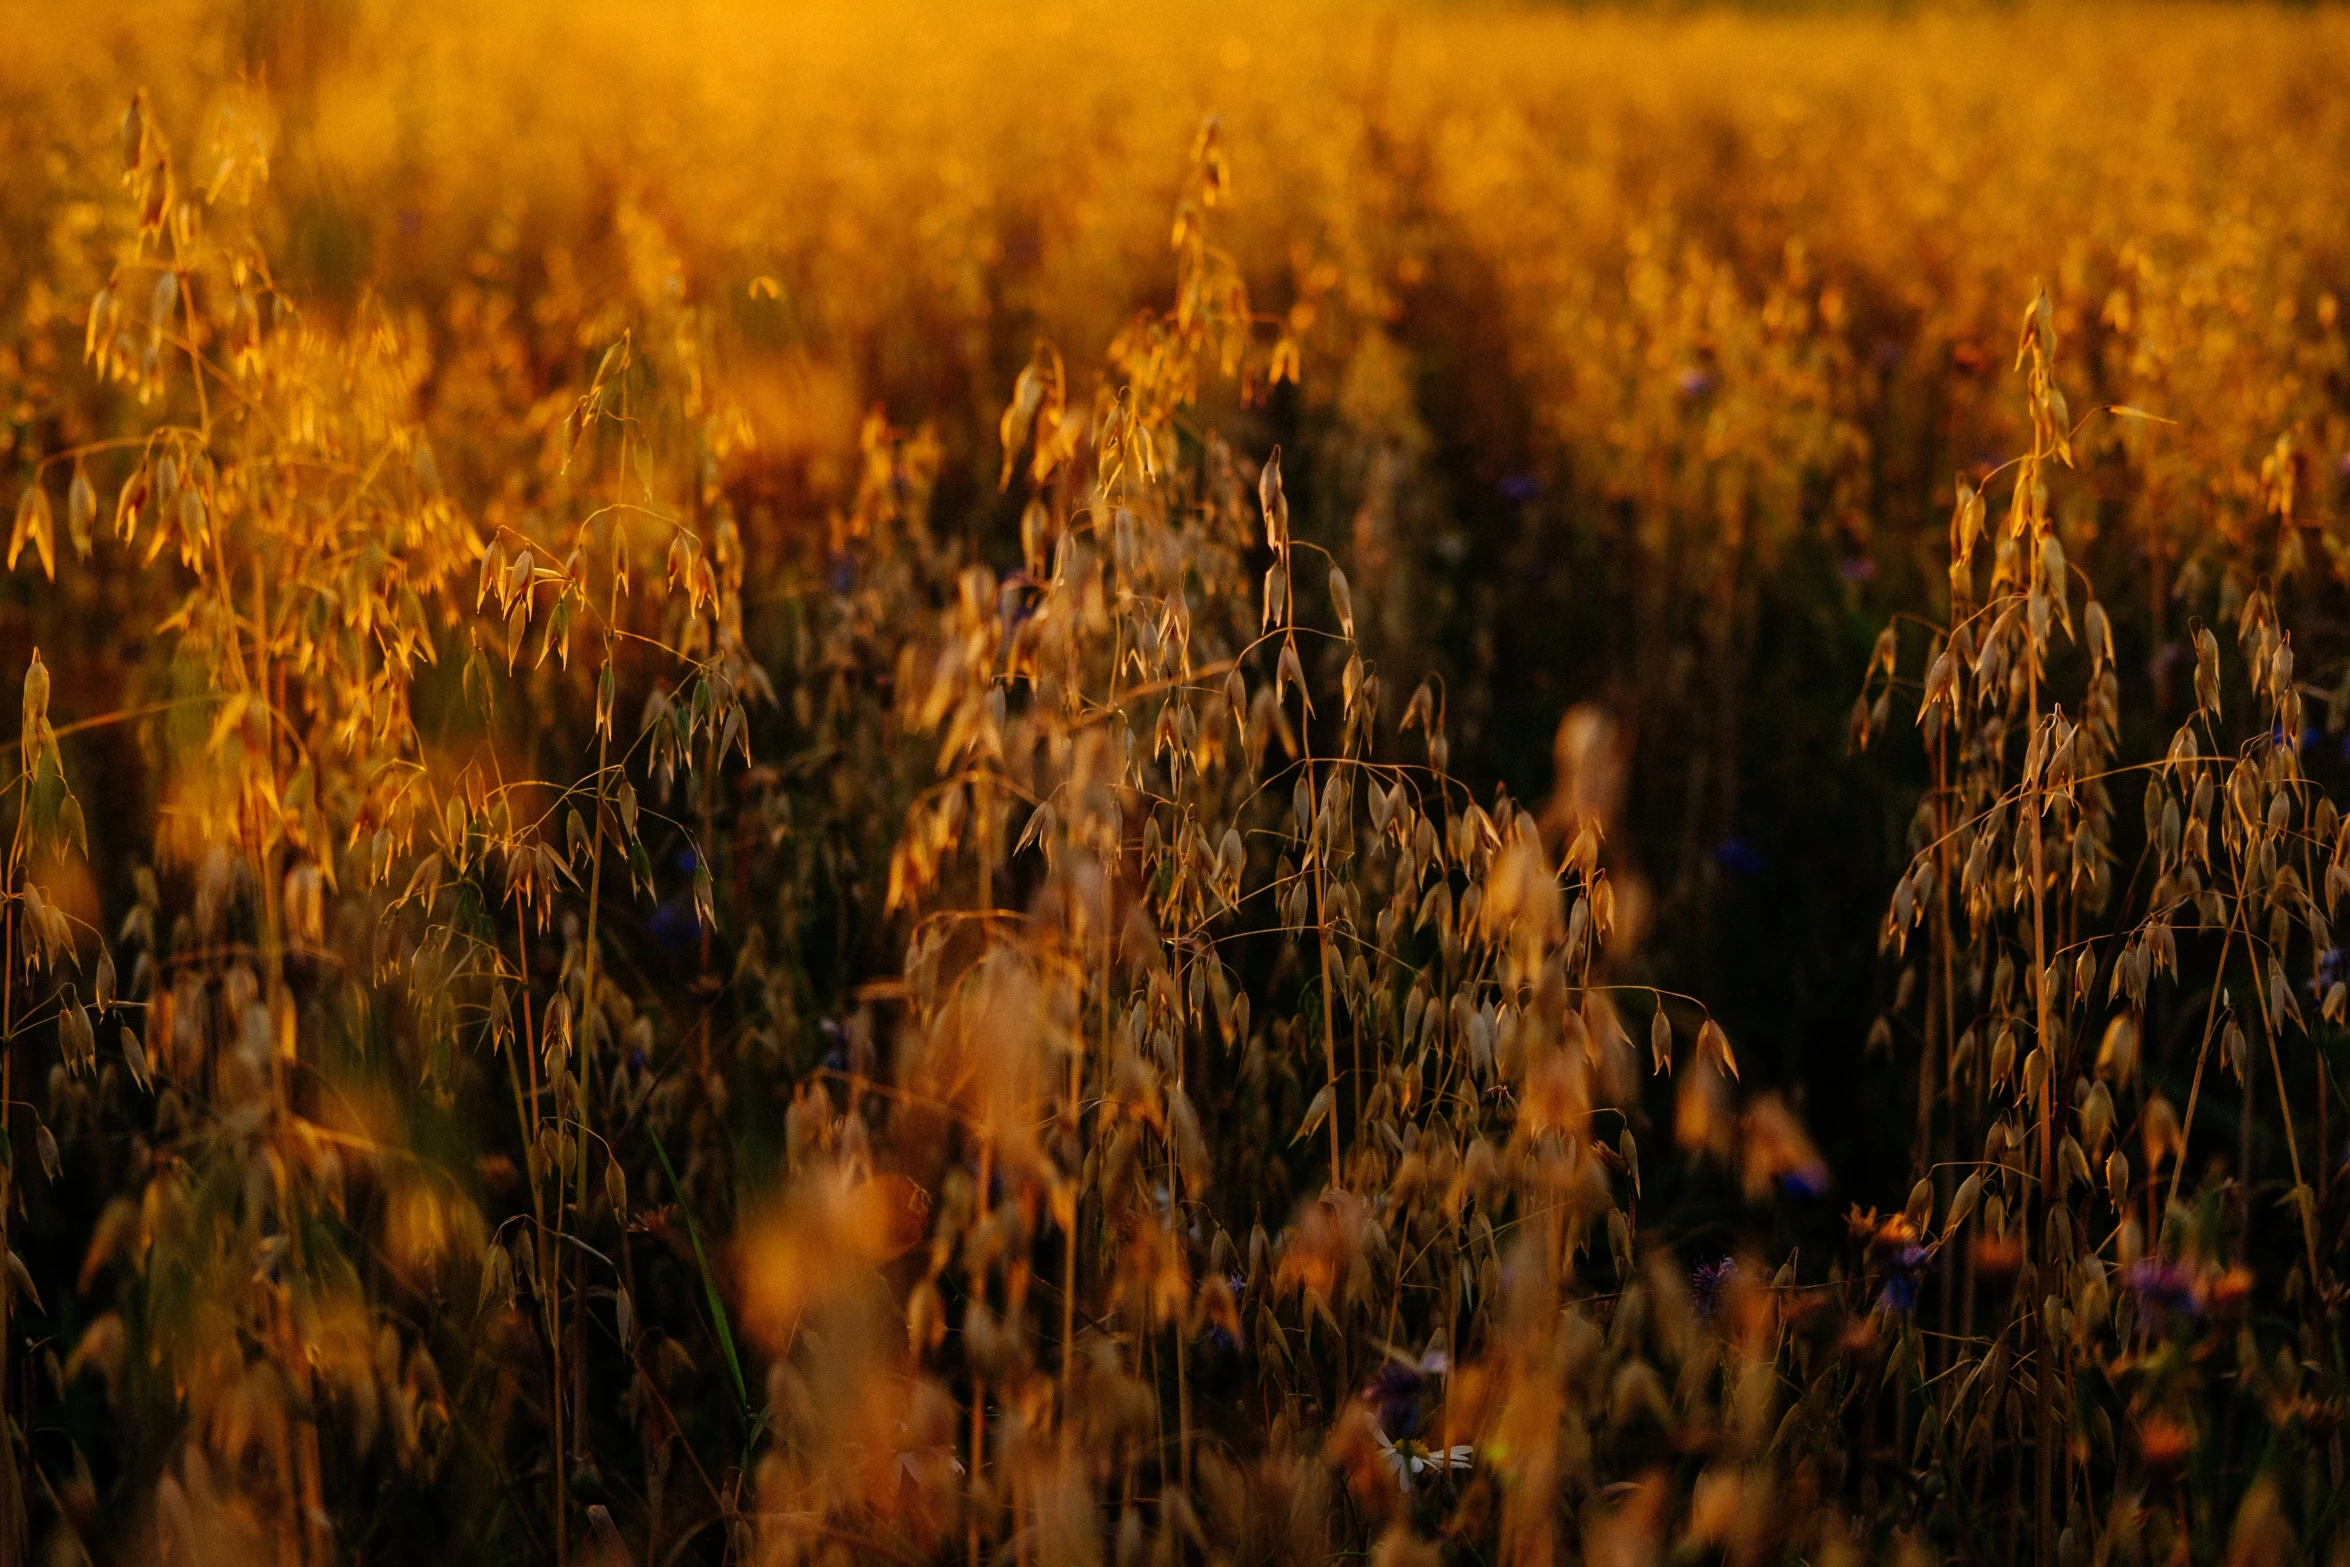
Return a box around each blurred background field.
[2,0,2349,1562]
[16,0,2350,1155]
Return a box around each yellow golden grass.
[0,2,2347,1565]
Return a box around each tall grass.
[0,3,2347,1565]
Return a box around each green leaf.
[645,1122,749,1419]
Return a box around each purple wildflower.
[1693,1257,1738,1319]
[1205,1274,1248,1353]
[1876,1243,1927,1314]
[1781,1164,1832,1200]
[1365,1360,1424,1436]
[2123,1258,2202,1329]
[1713,837,1767,878]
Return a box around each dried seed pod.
[1695,1018,1736,1080]
[1944,1170,1983,1243]
[66,470,95,558]
[59,988,96,1075]
[1257,447,1287,550]
[9,483,55,580]
[149,270,179,338]
[1904,1178,1933,1235]
[2094,1013,2137,1083]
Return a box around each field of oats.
[3,0,2350,1562]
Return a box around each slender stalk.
[970,1140,993,1567]
[1060,1046,1080,1452]
[2026,568,2057,1567]
[1933,717,1962,1377]
[2167,916,2238,1218]
[2250,968,2322,1286]
[1,891,14,1558]
[1307,740,1341,1190]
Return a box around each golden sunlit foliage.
[1,3,2349,1566]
